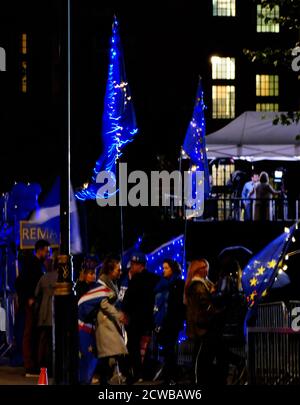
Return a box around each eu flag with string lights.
[146,235,186,279]
[242,225,296,331]
[182,77,210,200]
[76,16,138,200]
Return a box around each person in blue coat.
[153,259,185,384]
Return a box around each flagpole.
[120,205,125,265]
[54,0,77,384]
[179,146,187,273]
[118,159,125,266]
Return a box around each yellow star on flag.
[250,277,258,287]
[262,289,268,297]
[267,259,277,269]
[256,266,265,276]
[250,291,257,301]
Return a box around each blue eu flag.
[76,16,138,200]
[242,225,296,330]
[182,77,210,198]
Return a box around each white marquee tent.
[206,111,300,161]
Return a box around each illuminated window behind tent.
[257,5,280,33]
[0,47,6,71]
[256,103,279,112]
[21,33,27,93]
[212,86,235,119]
[211,57,235,80]
[21,61,27,93]
[256,75,279,97]
[21,33,27,54]
[213,0,236,17]
[212,160,235,220]
[212,161,234,186]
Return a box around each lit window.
[212,162,235,186]
[20,33,28,93]
[212,162,235,220]
[256,75,279,96]
[21,61,27,93]
[211,57,235,79]
[213,0,236,16]
[212,86,235,119]
[21,33,27,54]
[257,5,280,33]
[256,103,279,112]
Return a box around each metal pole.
[120,205,125,265]
[117,160,125,265]
[60,0,71,257]
[3,193,8,303]
[54,0,77,384]
[66,0,71,256]
[179,150,183,218]
[183,216,188,276]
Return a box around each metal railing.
[150,301,300,384]
[162,195,300,222]
[247,301,300,385]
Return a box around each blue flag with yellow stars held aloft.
[242,225,296,331]
[182,77,210,199]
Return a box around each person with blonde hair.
[185,259,222,385]
[250,171,281,220]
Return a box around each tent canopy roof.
[206,111,300,161]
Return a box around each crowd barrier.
[247,301,300,385]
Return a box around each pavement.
[0,364,161,385]
[0,365,38,385]
[0,356,55,385]
[0,355,190,385]
[0,365,186,386]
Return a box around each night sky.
[0,0,240,192]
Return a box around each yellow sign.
[20,221,60,249]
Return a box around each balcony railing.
[162,195,300,222]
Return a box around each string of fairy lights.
[146,234,186,279]
[276,224,298,280]
[76,16,138,201]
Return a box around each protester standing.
[184,259,224,385]
[34,256,58,375]
[15,240,51,376]
[75,256,98,300]
[153,259,185,383]
[95,257,128,384]
[122,252,159,382]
